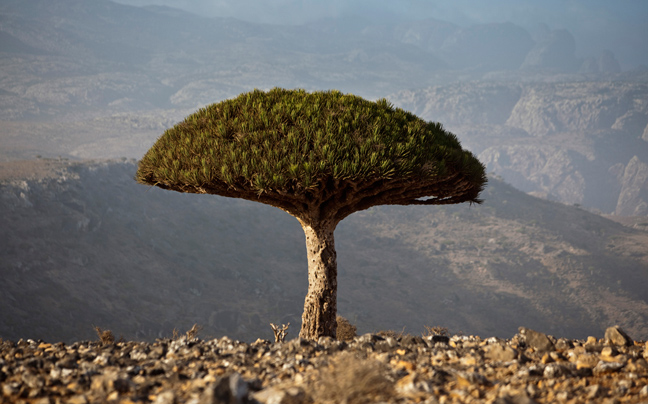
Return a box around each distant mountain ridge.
[0,0,636,121]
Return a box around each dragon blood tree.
[136,88,487,340]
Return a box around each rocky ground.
[1,326,647,404]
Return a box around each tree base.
[298,222,338,340]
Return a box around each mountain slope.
[1,159,647,343]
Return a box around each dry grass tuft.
[93,326,115,345]
[376,326,408,339]
[270,323,290,343]
[336,316,357,341]
[423,325,450,337]
[309,352,394,404]
[185,324,202,340]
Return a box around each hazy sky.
[113,0,648,68]
[112,0,647,25]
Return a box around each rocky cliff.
[390,81,648,216]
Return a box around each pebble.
[484,343,518,362]
[0,327,646,403]
[640,384,648,397]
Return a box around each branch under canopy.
[136,88,487,224]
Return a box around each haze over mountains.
[112,0,648,71]
[1,0,647,343]
[1,0,644,120]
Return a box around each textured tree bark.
[299,222,338,340]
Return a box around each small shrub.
[336,316,357,341]
[94,326,115,345]
[185,324,202,340]
[376,326,408,339]
[422,325,450,337]
[270,323,290,343]
[309,352,394,404]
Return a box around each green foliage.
[136,88,485,200]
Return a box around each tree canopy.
[136,88,486,225]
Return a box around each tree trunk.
[299,222,338,340]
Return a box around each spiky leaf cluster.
[136,88,486,221]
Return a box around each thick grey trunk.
[299,222,338,340]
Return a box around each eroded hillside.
[390,80,648,216]
[1,160,647,343]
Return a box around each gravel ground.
[1,326,647,404]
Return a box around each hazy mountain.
[1,159,647,343]
[389,81,648,217]
[0,0,639,122]
[110,0,648,71]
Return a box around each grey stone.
[484,344,518,362]
[317,336,334,346]
[640,385,648,397]
[2,383,19,396]
[519,327,554,352]
[605,326,633,347]
[200,373,249,404]
[585,384,600,399]
[495,393,538,404]
[21,372,44,390]
[543,363,572,378]
[400,335,425,346]
[253,386,307,404]
[66,395,89,404]
[375,340,394,353]
[385,336,398,348]
[554,338,573,351]
[457,371,489,385]
[355,333,384,344]
[153,391,176,404]
[593,361,625,375]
